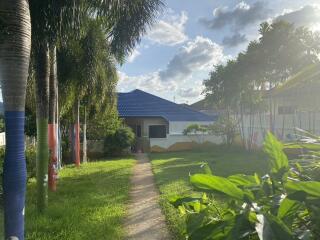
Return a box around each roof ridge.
[132,89,213,117]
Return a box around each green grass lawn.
[1,158,135,240]
[150,147,268,239]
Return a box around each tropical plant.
[0,0,31,238]
[171,132,320,239]
[28,0,163,211]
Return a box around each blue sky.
[118,0,320,104]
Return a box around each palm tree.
[0,0,31,238]
[29,0,163,211]
[48,46,58,190]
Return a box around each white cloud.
[118,36,227,103]
[178,87,203,98]
[117,71,177,96]
[127,49,141,63]
[159,36,226,82]
[147,9,188,46]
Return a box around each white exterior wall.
[150,134,221,149]
[150,120,221,150]
[0,132,5,146]
[169,121,213,134]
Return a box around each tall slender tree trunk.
[56,87,61,169]
[74,99,80,166]
[35,43,50,212]
[48,46,58,191]
[83,106,87,163]
[0,0,31,238]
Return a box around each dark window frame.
[149,125,167,138]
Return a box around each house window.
[149,125,167,138]
[278,106,295,115]
[136,125,141,138]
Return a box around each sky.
[118,0,320,104]
[1,1,320,104]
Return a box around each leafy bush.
[104,126,135,156]
[171,132,320,239]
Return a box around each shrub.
[171,132,320,239]
[104,126,135,156]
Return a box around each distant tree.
[208,116,238,147]
[203,21,320,148]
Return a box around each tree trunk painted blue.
[3,112,26,239]
[0,0,31,238]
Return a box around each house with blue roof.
[117,89,220,152]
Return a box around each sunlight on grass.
[150,147,268,240]
[17,158,135,240]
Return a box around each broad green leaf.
[186,211,207,236]
[169,196,202,208]
[264,132,289,175]
[189,219,234,240]
[285,181,320,198]
[277,198,302,225]
[225,214,254,240]
[228,174,260,187]
[190,174,251,200]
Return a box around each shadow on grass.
[149,148,269,240]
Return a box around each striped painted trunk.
[48,46,58,191]
[0,0,31,238]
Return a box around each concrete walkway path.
[124,153,171,240]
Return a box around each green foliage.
[183,124,208,136]
[208,116,238,146]
[203,21,320,114]
[0,116,4,132]
[104,126,135,156]
[150,148,268,239]
[171,133,320,239]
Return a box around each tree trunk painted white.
[83,106,87,163]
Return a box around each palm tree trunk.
[35,43,50,212]
[0,0,31,238]
[83,106,87,163]
[74,99,80,166]
[48,46,58,191]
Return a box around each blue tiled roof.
[117,89,217,122]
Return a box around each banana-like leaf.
[228,174,260,187]
[264,132,289,175]
[190,174,254,200]
[285,181,320,198]
[277,198,302,226]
